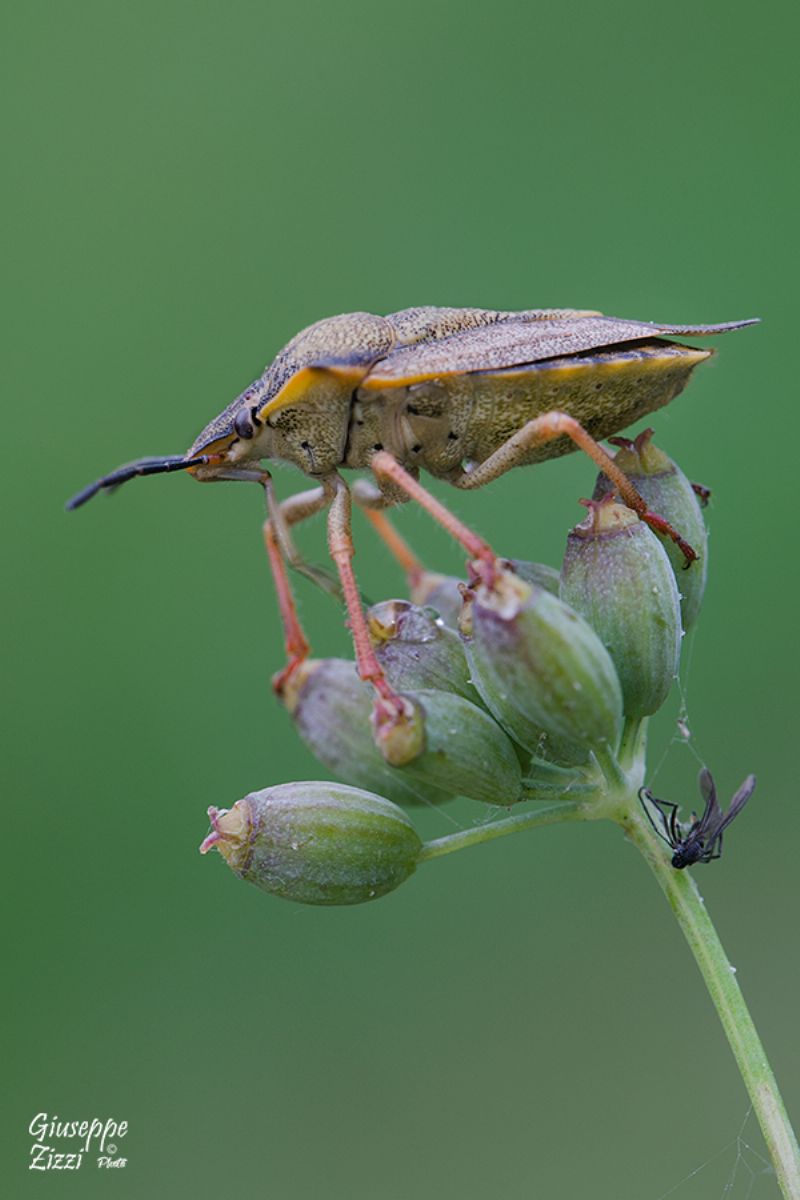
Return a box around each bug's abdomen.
[450,340,712,470]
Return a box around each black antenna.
[66,454,211,511]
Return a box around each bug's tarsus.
[66,455,210,511]
[691,481,712,507]
[640,509,698,568]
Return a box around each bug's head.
[66,380,276,510]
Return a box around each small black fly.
[639,769,756,869]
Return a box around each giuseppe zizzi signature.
[28,1112,129,1170]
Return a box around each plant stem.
[417,735,800,1197]
[418,799,585,862]
[624,802,800,1199]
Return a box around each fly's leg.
[369,452,499,583]
[351,479,425,588]
[327,474,422,760]
[262,483,331,694]
[452,411,698,566]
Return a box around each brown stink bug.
[68,305,757,726]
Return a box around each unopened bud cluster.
[203,433,708,905]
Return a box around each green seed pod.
[561,499,682,718]
[200,782,422,906]
[506,559,560,595]
[410,561,558,628]
[461,566,623,751]
[367,598,480,703]
[593,429,708,628]
[372,695,426,767]
[282,659,454,806]
[409,570,465,628]
[391,688,523,806]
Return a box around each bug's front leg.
[262,482,331,694]
[453,412,698,566]
[266,483,342,600]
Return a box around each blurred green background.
[4,0,797,1195]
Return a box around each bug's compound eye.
[234,409,255,439]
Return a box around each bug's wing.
[361,315,759,388]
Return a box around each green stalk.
[419,731,800,1199]
[418,799,585,862]
[623,801,800,1199]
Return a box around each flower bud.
[593,429,708,628]
[367,599,480,703]
[200,782,422,905]
[282,659,454,806]
[462,566,623,751]
[561,499,682,718]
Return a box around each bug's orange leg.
[453,412,698,566]
[263,516,312,696]
[364,508,425,584]
[691,481,712,508]
[262,481,334,694]
[326,475,419,738]
[369,452,498,580]
[266,483,342,599]
[351,480,426,588]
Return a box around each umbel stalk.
[417,725,800,1200]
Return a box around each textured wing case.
[362,315,759,388]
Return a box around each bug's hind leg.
[452,411,698,566]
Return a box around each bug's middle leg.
[452,411,698,565]
[326,474,419,740]
[352,479,426,587]
[368,453,499,580]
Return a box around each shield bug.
[68,306,757,725]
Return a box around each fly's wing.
[714,774,757,838]
[697,769,756,843]
[695,768,724,835]
[698,768,720,816]
[361,314,759,388]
